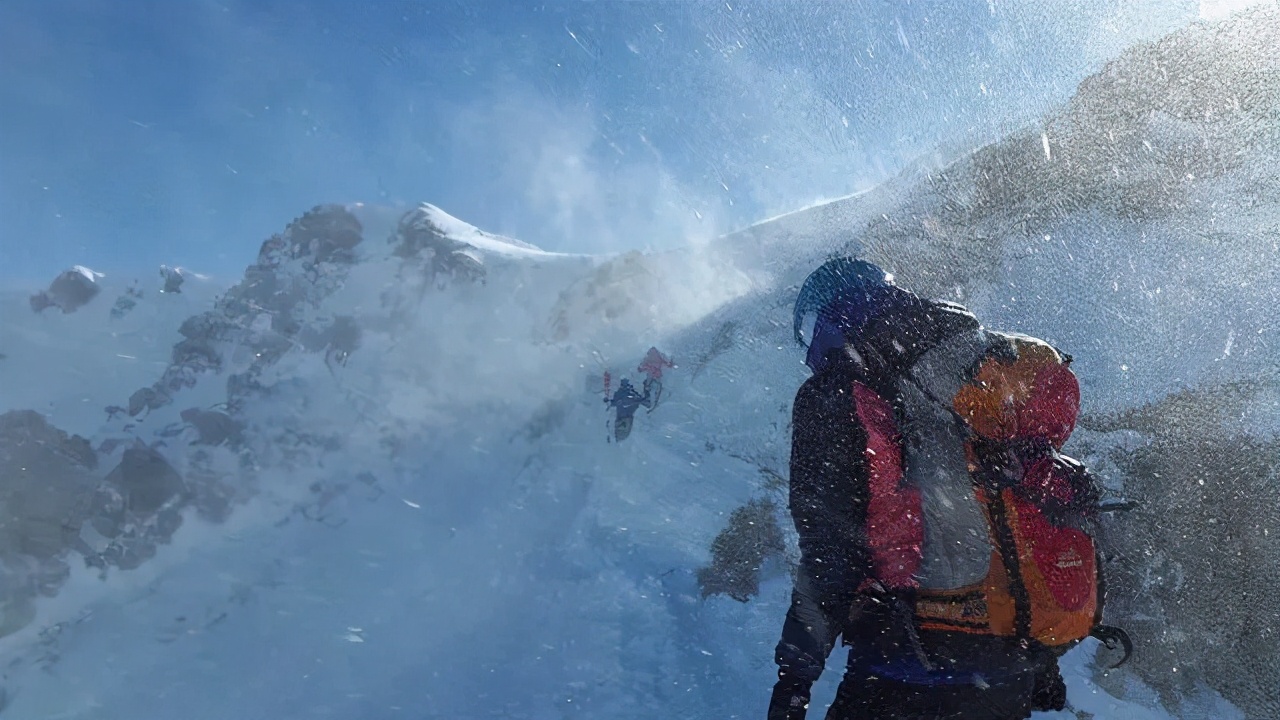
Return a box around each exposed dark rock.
[0,411,99,562]
[29,267,102,315]
[160,265,185,294]
[180,408,243,447]
[103,447,187,517]
[96,532,159,571]
[698,498,787,602]
[253,204,363,268]
[0,411,100,636]
[88,485,126,539]
[179,312,233,343]
[123,204,369,425]
[298,315,363,368]
[236,266,281,308]
[82,447,192,573]
[1082,376,1280,719]
[171,338,222,373]
[288,204,364,264]
[127,386,169,417]
[110,283,143,320]
[391,205,487,287]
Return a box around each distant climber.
[30,265,102,314]
[637,346,674,381]
[637,346,674,407]
[606,378,653,442]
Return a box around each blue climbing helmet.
[793,257,900,370]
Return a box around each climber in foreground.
[769,257,1126,720]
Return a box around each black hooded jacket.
[778,294,983,675]
[772,293,1065,720]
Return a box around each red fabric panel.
[1019,456,1075,507]
[1014,499,1096,612]
[1021,363,1080,448]
[852,382,922,590]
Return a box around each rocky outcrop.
[85,447,189,571]
[697,498,786,603]
[0,411,99,633]
[391,204,487,288]
[1080,375,1280,718]
[115,204,367,419]
[29,266,102,315]
[110,282,144,320]
[179,408,243,447]
[0,411,98,562]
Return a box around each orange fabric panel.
[914,488,1097,647]
[1006,495,1098,646]
[952,337,1078,447]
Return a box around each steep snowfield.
[1,8,1278,720]
[0,200,777,720]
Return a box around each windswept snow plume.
[0,8,1277,720]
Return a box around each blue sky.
[0,0,1202,281]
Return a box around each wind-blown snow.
[0,199,1228,720]
[407,203,559,257]
[1,8,1277,720]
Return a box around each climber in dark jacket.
[608,378,651,417]
[769,258,1061,720]
[606,378,652,442]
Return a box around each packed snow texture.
[0,8,1278,720]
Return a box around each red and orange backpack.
[852,329,1129,660]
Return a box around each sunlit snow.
[0,5,1277,720]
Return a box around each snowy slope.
[0,200,775,720]
[1,8,1278,720]
[0,209,1227,720]
[0,197,1175,720]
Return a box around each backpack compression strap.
[900,346,1120,654]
